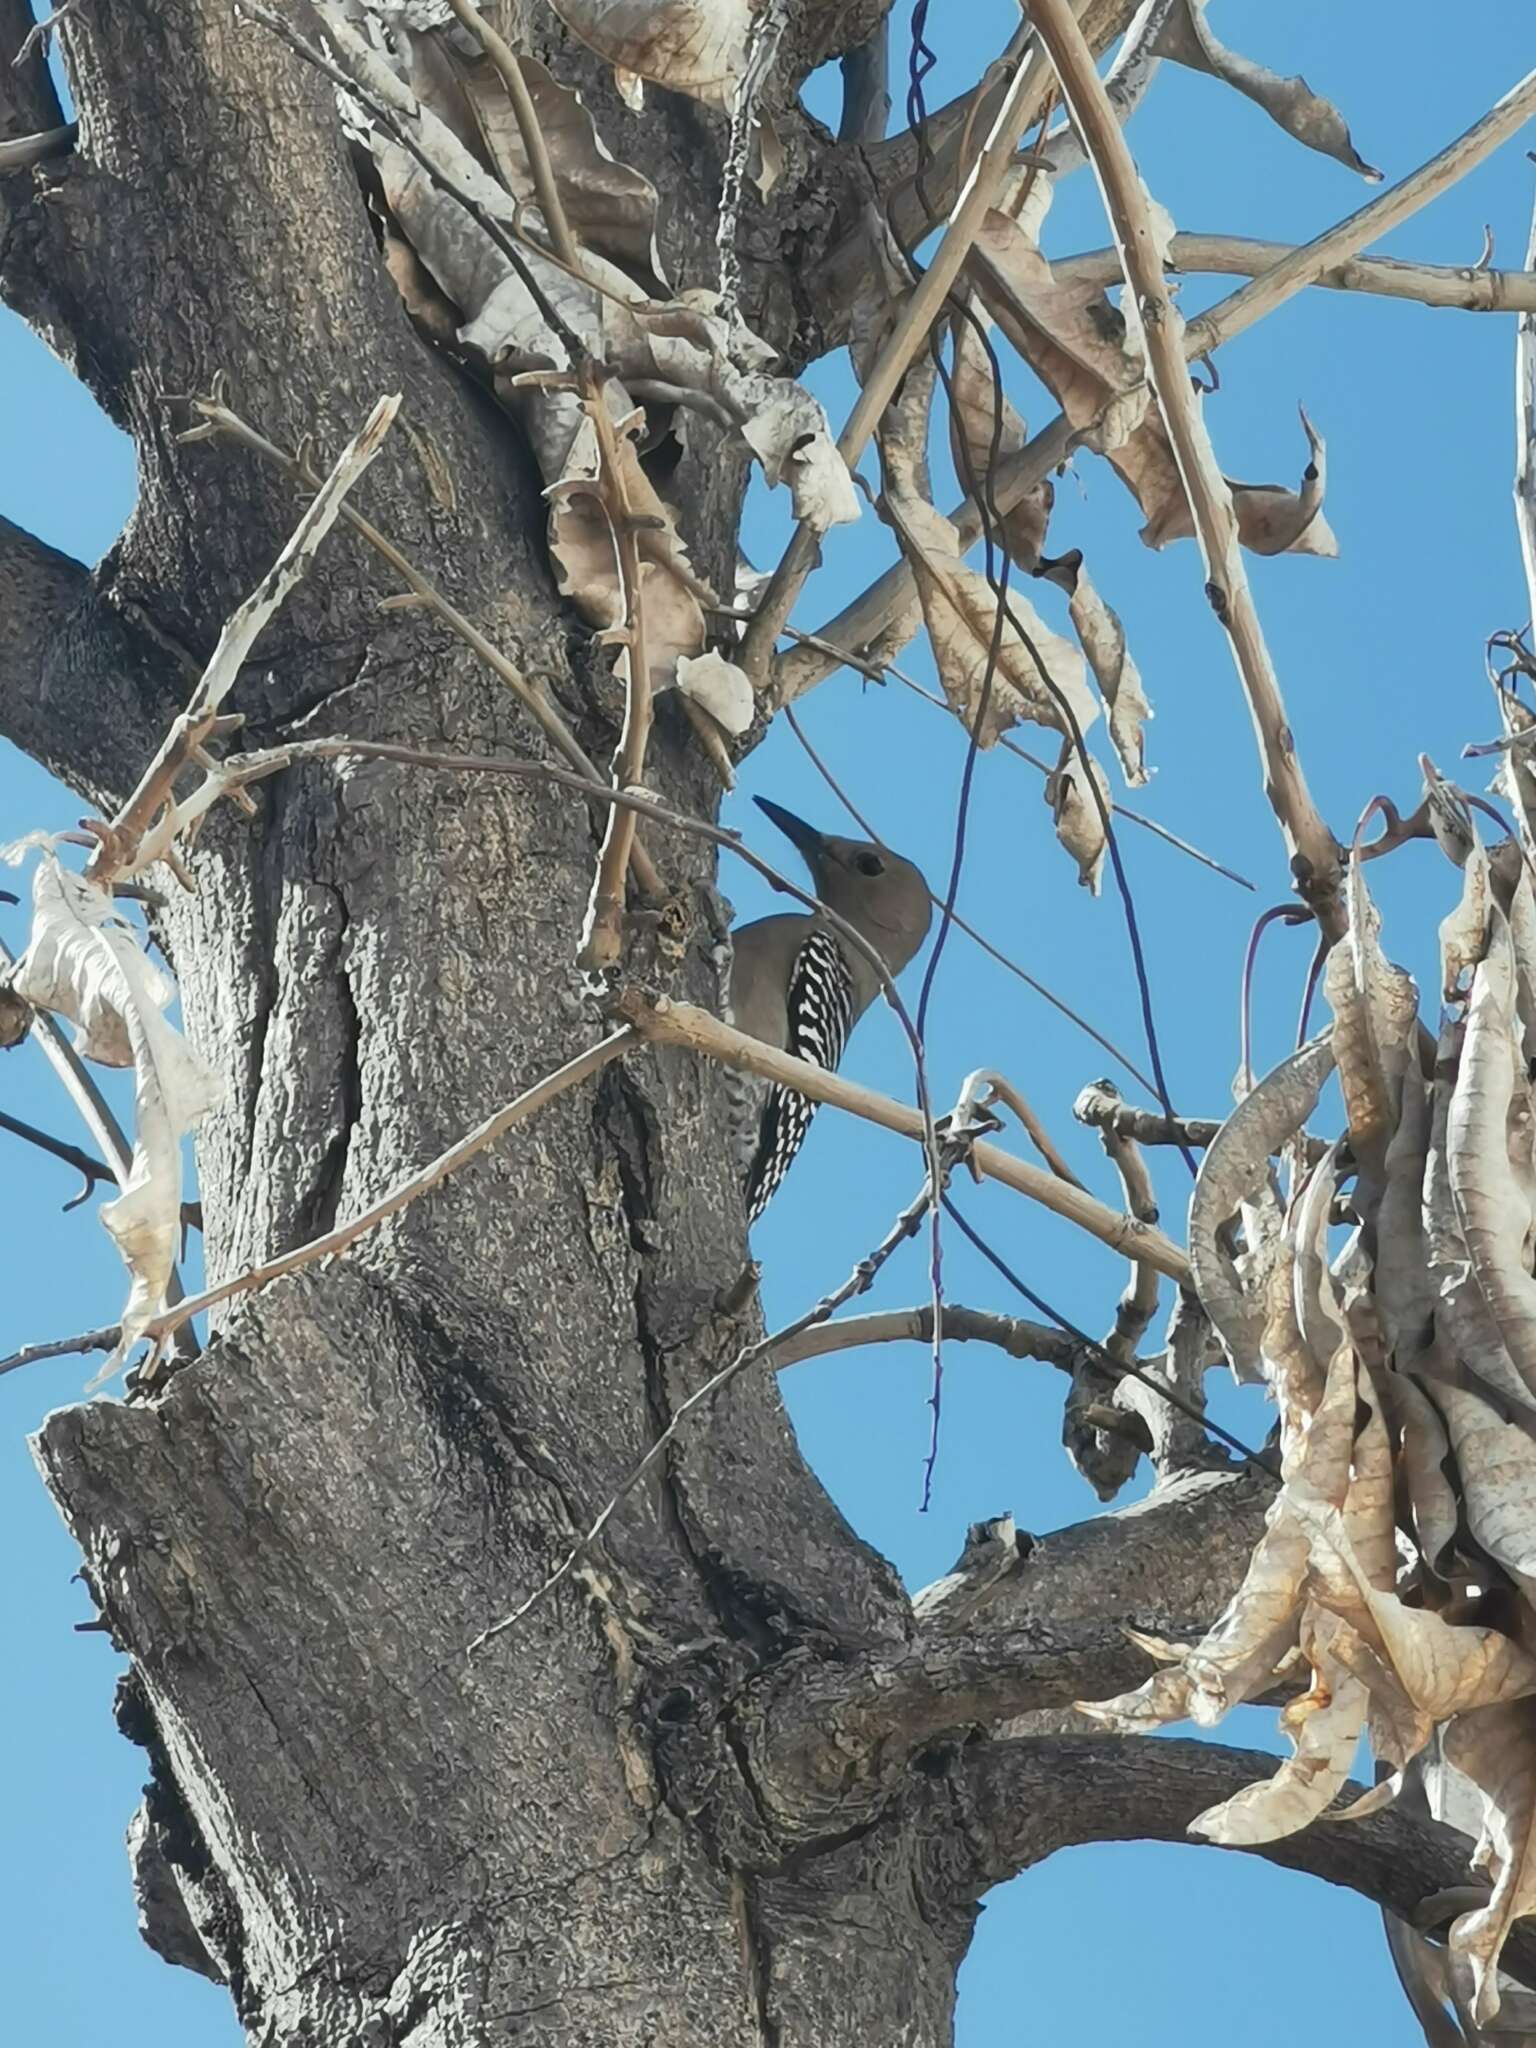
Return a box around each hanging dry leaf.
[1044,748,1111,894]
[1325,846,1420,1165]
[1381,1366,1459,1577]
[1189,1635,1366,1845]
[1443,1701,1536,2026]
[1438,1381,1536,1604]
[543,0,754,106]
[1188,1033,1337,1379]
[1446,917,1536,1407]
[968,212,1339,558]
[4,852,221,1378]
[1048,551,1152,788]
[1150,0,1381,180]
[946,312,1054,573]
[882,490,1098,747]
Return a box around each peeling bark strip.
[7,0,1536,2041]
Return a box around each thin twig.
[782,700,1161,1093]
[739,32,1055,679]
[0,1326,118,1380]
[1517,186,1536,624]
[142,1031,638,1351]
[441,0,581,270]
[0,1108,115,1210]
[92,393,400,886]
[1055,233,1536,315]
[977,1070,1087,1190]
[771,1303,1082,1371]
[0,121,74,170]
[1184,67,1536,359]
[578,379,656,967]
[183,393,664,900]
[1029,0,1344,936]
[610,989,1191,1281]
[1086,1081,1161,1364]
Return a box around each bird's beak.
[753,796,827,866]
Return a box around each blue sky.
[3,2,1533,2040]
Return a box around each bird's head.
[753,797,933,973]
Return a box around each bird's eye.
[854,851,886,878]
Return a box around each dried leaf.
[1438,1381,1536,1602]
[1377,1073,1436,1364]
[6,853,221,1377]
[1189,1640,1366,1845]
[968,213,1338,557]
[673,650,753,736]
[1443,1701,1536,2025]
[1441,832,1493,1002]
[1189,1034,1337,1379]
[946,313,1053,574]
[1381,1365,1459,1576]
[1150,0,1380,180]
[1045,750,1111,894]
[1448,917,1536,1408]
[1326,848,1419,1161]
[882,491,1098,747]
[1043,551,1152,788]
[544,0,753,106]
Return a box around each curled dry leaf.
[1381,1364,1458,1578]
[1149,0,1381,181]
[1437,1381,1536,1603]
[946,311,1054,574]
[1045,748,1111,894]
[1447,917,1536,1409]
[882,490,1098,748]
[1444,1701,1536,2027]
[1189,1638,1366,1845]
[544,0,754,106]
[1325,847,1419,1165]
[5,853,221,1379]
[967,213,1338,557]
[1188,1033,1337,1380]
[673,650,753,737]
[402,32,669,293]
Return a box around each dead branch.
[610,989,1192,1282]
[0,119,73,169]
[1184,65,1536,359]
[770,1304,1082,1373]
[739,33,1057,681]
[1029,0,1344,936]
[0,1324,118,1379]
[1056,232,1536,314]
[441,0,581,270]
[90,394,400,887]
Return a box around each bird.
[727,796,933,1220]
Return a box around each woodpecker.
[727,797,933,1219]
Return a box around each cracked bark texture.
[3,2,1496,2043]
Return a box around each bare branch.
[1029,0,1343,934]
[0,119,72,168]
[1517,188,1536,622]
[1057,232,1536,314]
[940,1734,1536,1995]
[610,988,1192,1282]
[0,1325,117,1380]
[771,1304,1082,1373]
[740,33,1058,678]
[90,394,402,887]
[1185,65,1536,359]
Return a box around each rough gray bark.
[1,2,1509,2043]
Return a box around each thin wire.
[941,1192,1277,1476]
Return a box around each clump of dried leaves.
[1084,745,1536,2026]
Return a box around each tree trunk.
[1,3,1512,2042]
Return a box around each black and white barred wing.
[745,928,853,1221]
